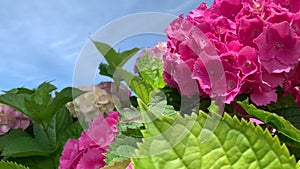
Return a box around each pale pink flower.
[0,103,31,135]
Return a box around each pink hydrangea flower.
[59,111,120,169]
[0,103,31,135]
[162,0,300,106]
[254,21,300,74]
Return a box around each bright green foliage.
[136,51,166,89]
[132,111,297,169]
[105,135,140,166]
[148,90,178,117]
[93,41,139,70]
[0,161,29,169]
[114,67,153,104]
[238,100,300,147]
[297,160,300,169]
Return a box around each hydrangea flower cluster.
[0,103,31,135]
[162,0,300,105]
[59,111,119,169]
[67,82,130,122]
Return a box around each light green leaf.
[149,90,178,117]
[238,100,300,147]
[0,161,29,169]
[297,160,300,169]
[93,41,139,69]
[105,135,140,166]
[133,111,297,169]
[114,68,153,104]
[136,51,166,89]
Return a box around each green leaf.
[105,135,140,166]
[42,87,85,123]
[0,161,29,169]
[148,90,178,117]
[0,130,52,157]
[273,107,300,130]
[0,93,39,122]
[102,159,131,169]
[99,63,115,78]
[238,100,300,147]
[57,121,83,146]
[136,51,166,89]
[267,88,298,111]
[93,41,139,69]
[114,68,153,104]
[297,160,300,169]
[6,156,54,169]
[133,111,297,168]
[46,108,72,148]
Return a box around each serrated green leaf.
[0,130,52,157]
[6,156,54,169]
[103,159,131,169]
[105,135,140,166]
[114,68,153,104]
[0,161,29,169]
[133,111,297,169]
[93,41,139,69]
[118,107,143,135]
[149,90,178,117]
[136,51,166,89]
[238,100,300,147]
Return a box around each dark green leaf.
[57,121,83,146]
[99,63,115,78]
[273,107,300,130]
[0,130,52,157]
[7,156,54,169]
[46,108,72,148]
[42,87,85,123]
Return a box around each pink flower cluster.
[59,111,119,169]
[162,0,300,105]
[0,103,31,135]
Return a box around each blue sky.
[0,0,213,92]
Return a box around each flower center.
[274,42,284,51]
